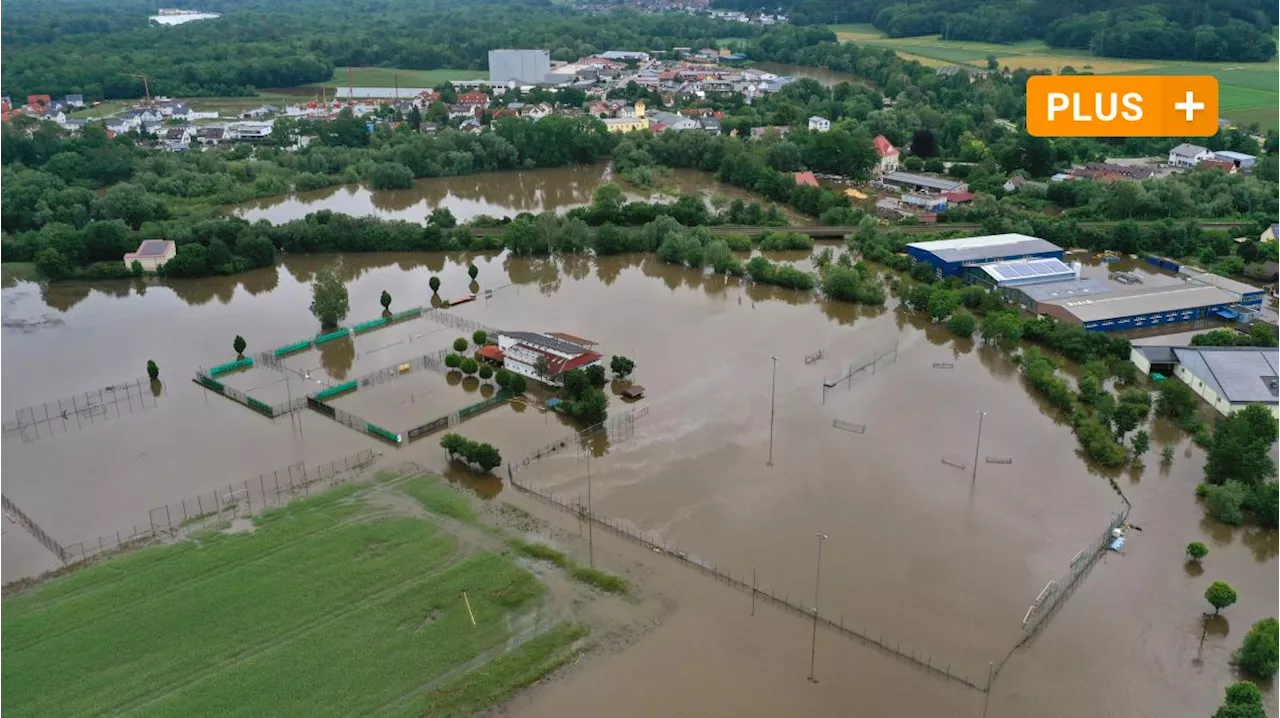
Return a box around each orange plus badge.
[1026,75,1219,138]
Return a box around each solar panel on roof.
[136,240,170,257]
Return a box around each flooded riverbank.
[2,250,1274,716]
[229,165,808,225]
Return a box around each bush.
[368,162,414,190]
[1186,541,1208,561]
[1205,581,1238,615]
[1214,681,1266,718]
[495,368,512,388]
[758,231,814,251]
[472,330,487,345]
[1235,618,1279,678]
[453,337,468,352]
[444,353,462,369]
[1202,481,1249,525]
[946,311,976,338]
[459,357,479,375]
[722,233,753,251]
[478,364,494,380]
[146,359,159,381]
[509,374,527,393]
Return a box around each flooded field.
[229,165,804,225]
[2,249,1275,716]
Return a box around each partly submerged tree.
[1205,581,1238,615]
[610,355,635,379]
[380,290,392,310]
[1186,542,1208,562]
[233,335,246,356]
[146,359,159,381]
[429,275,441,294]
[309,264,349,330]
[1235,618,1279,678]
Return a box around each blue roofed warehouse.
[906,234,1064,278]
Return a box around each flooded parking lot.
[2,249,1274,716]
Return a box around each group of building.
[906,233,1266,334]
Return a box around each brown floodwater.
[229,165,808,225]
[2,250,1274,716]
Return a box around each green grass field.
[832,23,1279,129]
[306,67,486,89]
[1,477,590,718]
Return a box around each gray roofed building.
[1041,284,1239,323]
[499,331,591,356]
[880,171,967,194]
[906,233,1063,267]
[1134,346,1280,416]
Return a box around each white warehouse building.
[1130,345,1279,418]
[488,49,552,85]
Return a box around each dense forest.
[1,0,759,100]
[713,0,1279,61]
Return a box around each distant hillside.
[714,0,1278,61]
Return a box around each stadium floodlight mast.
[768,356,778,467]
[972,410,988,484]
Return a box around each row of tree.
[439,432,502,472]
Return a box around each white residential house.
[523,103,553,120]
[1168,143,1213,167]
[196,127,225,146]
[448,105,479,120]
[872,135,900,175]
[123,240,177,271]
[493,331,603,387]
[808,116,830,133]
[60,118,88,133]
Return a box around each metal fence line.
[504,462,985,694]
[821,339,900,402]
[3,377,158,443]
[58,449,380,564]
[2,494,71,563]
[420,307,501,336]
[510,406,649,471]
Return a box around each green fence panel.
[313,380,358,401]
[366,423,402,444]
[353,317,390,334]
[274,339,313,357]
[457,390,512,419]
[314,328,351,346]
[391,307,423,322]
[246,397,275,417]
[196,375,226,393]
[208,357,254,377]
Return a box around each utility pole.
[972,410,987,484]
[808,532,827,683]
[768,356,777,467]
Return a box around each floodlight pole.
[972,410,987,484]
[768,356,777,467]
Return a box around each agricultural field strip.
[5,514,470,715]
[2,495,369,648]
[116,536,475,717]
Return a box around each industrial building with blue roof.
[906,234,1065,278]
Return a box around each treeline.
[2,0,760,100]
[712,0,1276,61]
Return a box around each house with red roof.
[456,92,490,110]
[495,331,604,387]
[793,171,820,188]
[873,135,900,175]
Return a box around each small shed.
[123,239,177,271]
[621,386,646,400]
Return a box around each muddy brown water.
[230,165,810,225]
[750,62,868,89]
[2,250,1275,716]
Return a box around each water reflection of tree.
[594,255,638,286]
[503,254,560,294]
[166,278,221,306]
[561,254,591,282]
[239,266,280,295]
[820,301,885,327]
[319,337,355,380]
[41,283,90,312]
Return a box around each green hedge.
[273,339,312,357]
[313,380,358,401]
[208,357,254,377]
[366,423,402,444]
[314,328,351,345]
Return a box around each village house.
[62,94,85,108]
[123,240,177,271]
[456,92,491,111]
[1167,143,1213,167]
[1213,151,1256,171]
[1070,162,1155,182]
[196,127,225,146]
[650,110,698,132]
[226,122,273,140]
[602,100,649,133]
[872,135,900,175]
[448,105,480,120]
[749,125,790,139]
[807,116,830,133]
[492,331,603,387]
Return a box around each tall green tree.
[309,264,349,330]
[1205,581,1238,615]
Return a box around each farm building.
[1038,284,1244,332]
[495,331,603,387]
[122,239,177,271]
[906,234,1064,278]
[1130,346,1278,418]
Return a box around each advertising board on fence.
[406,415,450,440]
[307,396,336,417]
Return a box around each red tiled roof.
[793,171,820,188]
[457,92,489,105]
[943,191,974,203]
[873,135,898,158]
[476,345,506,362]
[513,343,602,377]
